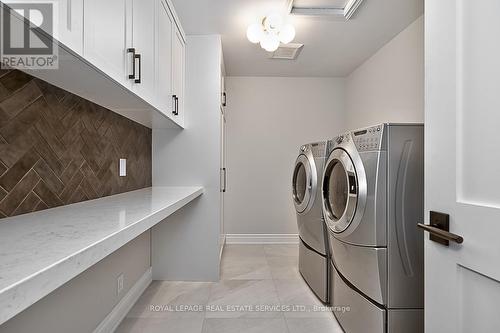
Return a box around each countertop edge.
[0,186,204,325]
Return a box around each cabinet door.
[219,109,226,258]
[172,28,185,121]
[58,0,83,54]
[156,0,174,115]
[131,0,155,102]
[84,0,132,88]
[2,0,83,54]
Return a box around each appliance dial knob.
[336,136,344,144]
[300,146,307,152]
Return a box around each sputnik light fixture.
[246,14,296,52]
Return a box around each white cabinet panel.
[58,0,83,54]
[83,0,132,88]
[2,0,84,54]
[131,0,155,102]
[156,0,174,116]
[172,28,185,122]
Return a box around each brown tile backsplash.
[0,69,152,219]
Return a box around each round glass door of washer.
[323,149,358,232]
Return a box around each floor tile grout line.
[118,245,310,332]
[1,86,44,122]
[283,314,293,333]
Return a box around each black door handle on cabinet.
[172,95,178,115]
[134,53,141,84]
[222,168,227,192]
[172,95,176,115]
[127,48,136,79]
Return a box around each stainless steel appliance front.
[293,142,330,303]
[324,124,424,333]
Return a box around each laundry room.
[0,0,499,333]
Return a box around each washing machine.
[321,124,424,333]
[292,141,330,303]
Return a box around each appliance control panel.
[329,134,350,151]
[311,142,326,158]
[300,142,327,158]
[352,125,384,152]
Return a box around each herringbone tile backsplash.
[0,69,152,219]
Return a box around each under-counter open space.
[0,187,203,325]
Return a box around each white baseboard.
[219,234,226,260]
[225,234,299,244]
[94,267,152,333]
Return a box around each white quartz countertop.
[0,186,203,325]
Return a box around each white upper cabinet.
[156,0,174,117]
[172,28,186,123]
[130,0,156,102]
[83,0,132,88]
[57,0,84,54]
[3,0,186,128]
[155,0,186,124]
[83,0,185,125]
[1,0,84,54]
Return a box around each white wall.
[0,232,150,333]
[224,77,346,235]
[152,35,222,281]
[345,16,424,129]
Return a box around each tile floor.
[116,244,343,333]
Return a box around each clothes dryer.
[322,124,424,333]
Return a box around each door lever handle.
[417,223,463,245]
[418,211,463,246]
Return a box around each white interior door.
[425,0,500,332]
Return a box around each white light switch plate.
[119,159,126,177]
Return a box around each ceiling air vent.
[269,43,304,60]
[286,0,364,20]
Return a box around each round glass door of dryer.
[292,154,316,213]
[323,149,358,233]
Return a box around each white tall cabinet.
[219,65,227,259]
[152,35,225,281]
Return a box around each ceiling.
[170,0,424,77]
